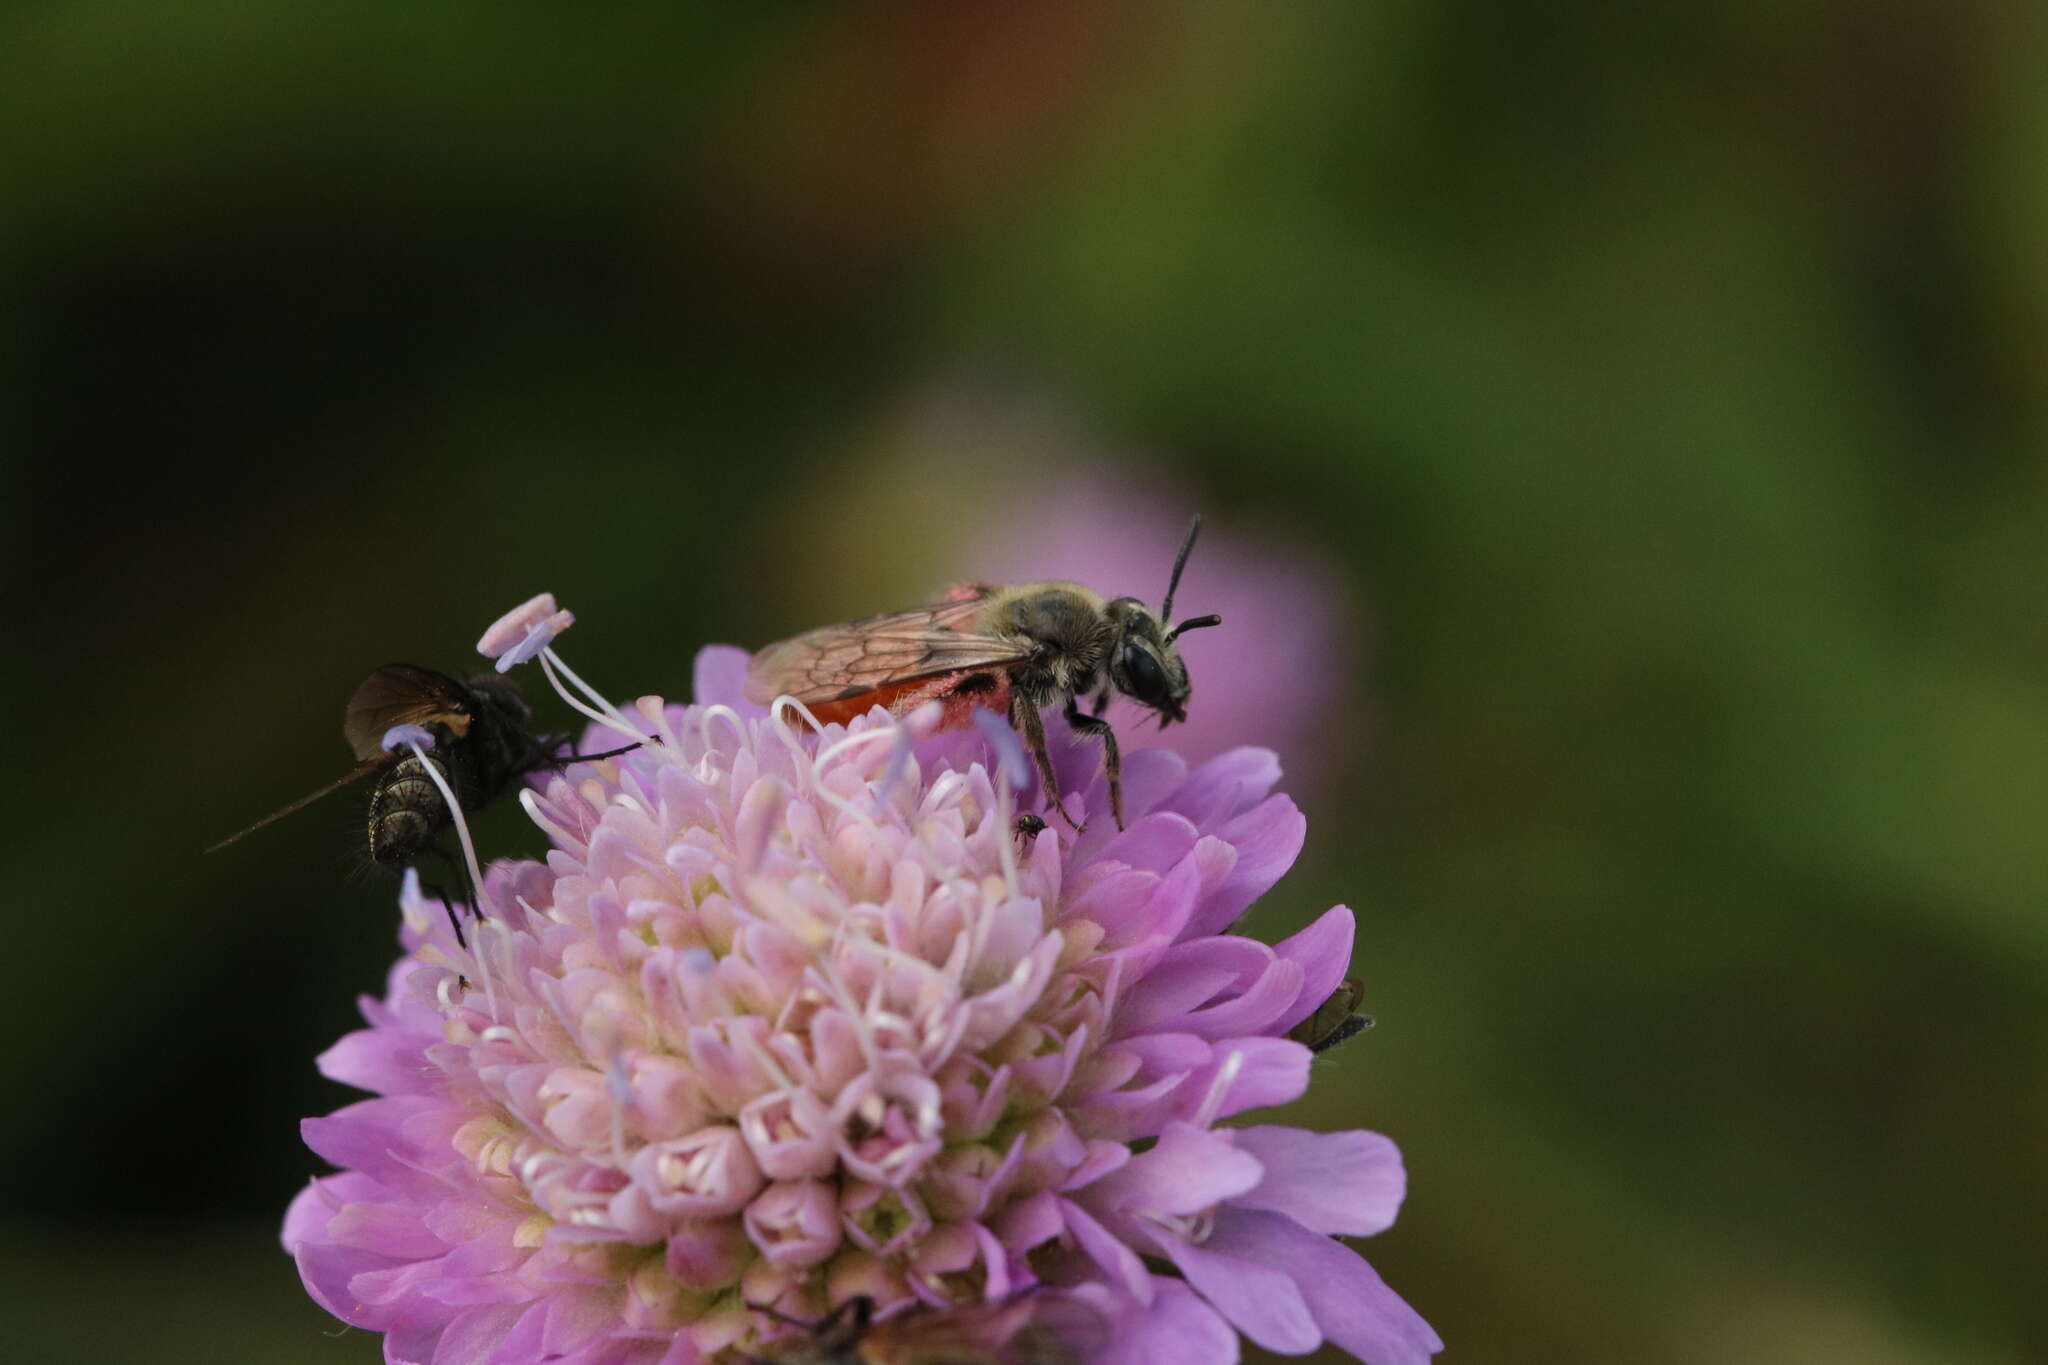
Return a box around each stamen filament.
[539,648,653,747]
[405,740,499,1022]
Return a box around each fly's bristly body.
[745,516,1223,830]
[348,665,547,870]
[208,663,635,939]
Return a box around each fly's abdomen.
[367,753,451,866]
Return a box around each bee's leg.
[1090,685,1113,719]
[1063,700,1123,829]
[1013,697,1082,831]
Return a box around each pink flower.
[282,612,1436,1364]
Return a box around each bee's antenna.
[1166,613,1222,643]
[1161,514,1203,625]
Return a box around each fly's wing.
[744,590,1030,710]
[343,664,476,761]
[204,756,388,852]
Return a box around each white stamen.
[607,1052,632,1169]
[699,704,752,759]
[777,707,887,838]
[733,1024,795,1092]
[406,740,499,1023]
[538,648,652,748]
[990,762,1022,906]
[1189,1047,1246,1130]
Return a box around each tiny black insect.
[1288,977,1376,1055]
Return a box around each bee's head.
[1106,516,1222,726]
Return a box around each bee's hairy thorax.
[986,581,1116,707]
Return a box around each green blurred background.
[7,2,2045,1361]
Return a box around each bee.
[745,517,1223,830]
[208,664,633,939]
[749,1296,1079,1365]
[1286,977,1375,1055]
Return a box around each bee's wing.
[865,1297,1096,1365]
[343,664,475,760]
[1001,1294,1106,1365]
[744,592,1030,709]
[204,756,388,853]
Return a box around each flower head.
[284,616,1437,1364]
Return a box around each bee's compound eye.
[1122,645,1172,710]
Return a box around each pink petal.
[1186,795,1305,937]
[1158,1229,1321,1354]
[1183,1037,1312,1123]
[1118,936,1303,1040]
[292,1239,406,1330]
[1231,1126,1406,1236]
[1116,954,1242,1034]
[1093,1278,1239,1365]
[300,1097,442,1194]
[281,1175,345,1251]
[1206,1206,1441,1364]
[326,1200,446,1260]
[431,1303,530,1365]
[1269,904,1357,1036]
[384,1308,452,1365]
[1095,811,1200,873]
[1164,747,1283,827]
[690,645,756,711]
[318,1026,431,1096]
[1084,1122,1263,1217]
[541,1286,619,1355]
[1058,1198,1153,1302]
[485,1300,552,1365]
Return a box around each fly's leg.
[422,841,487,937]
[1063,700,1123,829]
[535,737,645,771]
[416,850,471,952]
